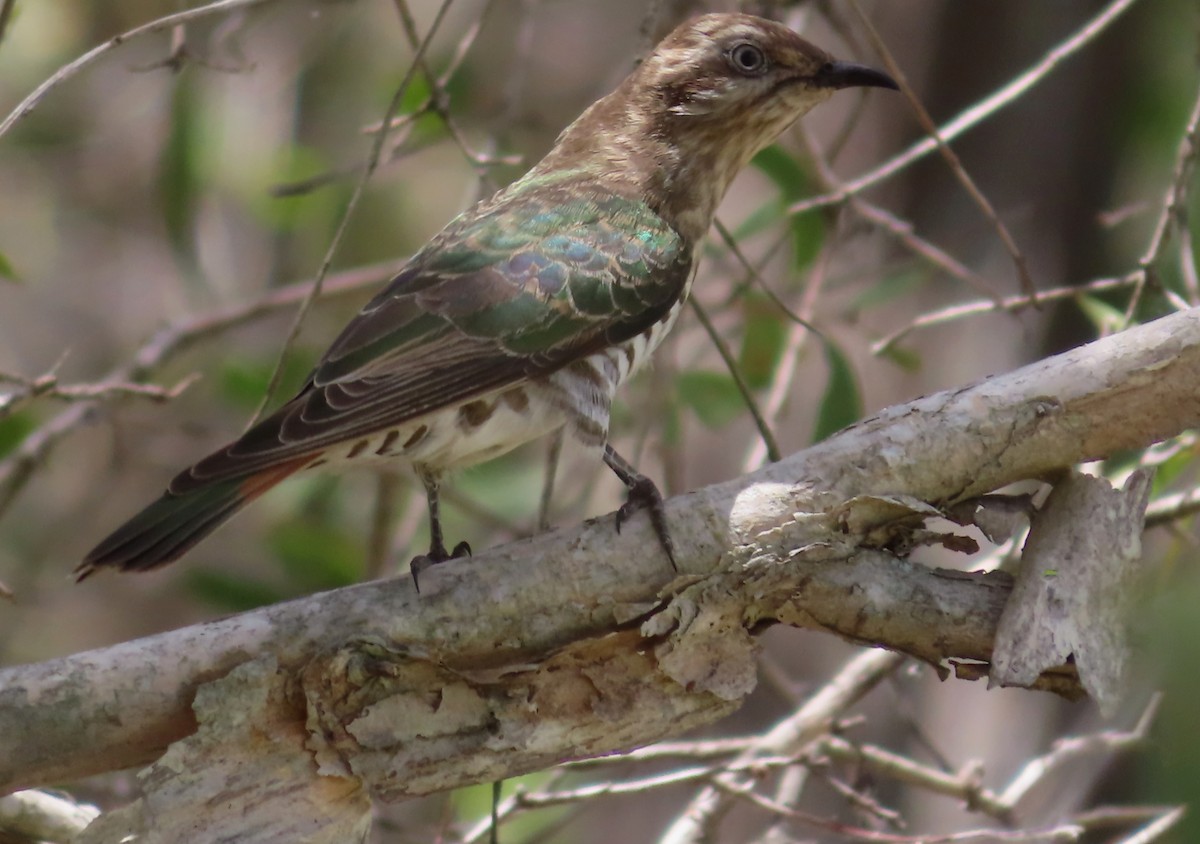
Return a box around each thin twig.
[1145,484,1200,528]
[363,471,404,580]
[715,777,1083,843]
[845,0,1035,302]
[0,371,198,420]
[689,298,782,463]
[661,649,905,844]
[518,755,806,807]
[0,0,277,140]
[1123,82,1200,325]
[787,0,1142,218]
[0,260,404,521]
[1112,807,1186,844]
[807,762,905,827]
[712,218,818,332]
[822,736,1011,820]
[850,200,1005,306]
[390,0,517,182]
[1178,218,1200,304]
[999,696,1158,809]
[538,431,564,532]
[1072,805,1188,833]
[871,273,1138,354]
[564,737,756,765]
[248,0,456,426]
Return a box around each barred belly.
[538,294,688,449]
[310,385,569,475]
[307,293,690,476]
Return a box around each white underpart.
[311,273,694,478]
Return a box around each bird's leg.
[410,472,471,591]
[603,444,677,570]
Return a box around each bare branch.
[0,0,277,141]
[1124,82,1200,323]
[821,736,1011,820]
[845,0,1035,301]
[787,0,1143,218]
[248,0,456,427]
[1,304,1196,828]
[661,650,904,844]
[689,297,782,463]
[871,274,1137,355]
[0,260,404,521]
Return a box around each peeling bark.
[1,307,1197,837]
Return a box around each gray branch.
[2,307,1197,841]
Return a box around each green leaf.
[453,773,565,838]
[738,296,787,389]
[851,269,924,311]
[732,195,786,242]
[750,145,825,268]
[0,250,19,283]
[877,343,922,373]
[160,77,204,277]
[752,145,809,196]
[0,410,36,458]
[252,144,338,232]
[397,69,433,115]
[185,569,284,612]
[677,370,745,430]
[268,520,362,591]
[218,354,312,412]
[812,340,862,442]
[1077,293,1127,334]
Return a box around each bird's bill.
[813,60,899,91]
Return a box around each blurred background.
[1,0,1198,841]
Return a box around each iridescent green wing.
[176,180,690,490]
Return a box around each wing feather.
[172,180,691,494]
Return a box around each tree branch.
[2,307,1197,835]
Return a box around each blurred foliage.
[0,250,17,282]
[746,144,824,269]
[1142,569,1200,840]
[676,369,744,431]
[161,76,206,282]
[812,338,862,443]
[737,294,788,390]
[0,410,36,458]
[218,351,314,412]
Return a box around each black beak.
[813,60,898,92]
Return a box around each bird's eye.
[728,42,768,76]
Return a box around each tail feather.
[76,458,311,580]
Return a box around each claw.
[604,445,677,571]
[410,539,472,592]
[615,476,678,571]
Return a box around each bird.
[76,13,897,583]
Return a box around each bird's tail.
[75,458,310,580]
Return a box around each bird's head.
[643,14,896,128]
[532,13,897,241]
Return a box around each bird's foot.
[615,475,677,571]
[410,540,472,592]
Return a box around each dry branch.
[1,307,1197,836]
